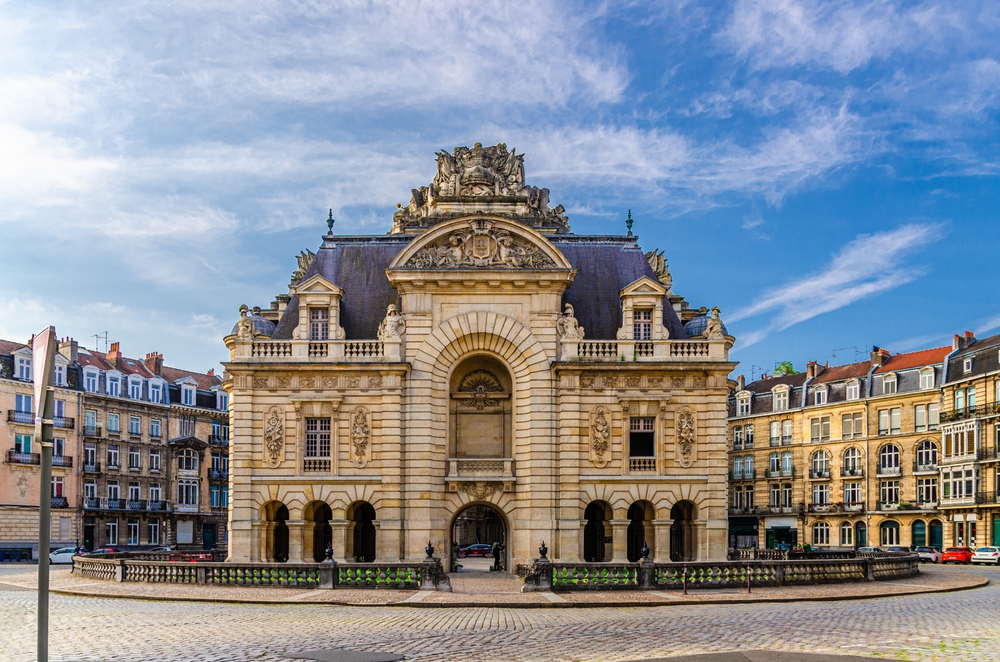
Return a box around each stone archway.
[584,501,612,562]
[305,501,332,562]
[261,502,289,563]
[451,503,508,572]
[347,501,376,562]
[670,500,696,562]
[628,501,655,562]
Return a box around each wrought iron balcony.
[6,449,40,465]
[840,467,864,478]
[209,468,230,480]
[808,502,832,512]
[913,461,939,473]
[976,491,1000,505]
[106,498,125,510]
[809,469,831,480]
[148,500,168,511]
[781,435,793,446]
[876,465,902,477]
[941,402,1000,423]
[84,497,170,511]
[730,468,756,481]
[83,425,102,437]
[53,416,75,430]
[126,499,147,510]
[51,455,73,468]
[50,496,69,509]
[209,435,229,446]
[83,461,101,473]
[767,503,804,515]
[976,447,999,461]
[7,410,33,424]
[875,501,901,511]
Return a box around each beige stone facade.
[224,144,736,567]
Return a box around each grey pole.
[34,328,58,662]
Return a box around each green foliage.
[773,361,798,376]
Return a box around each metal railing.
[84,425,102,437]
[51,497,70,509]
[83,498,171,511]
[51,455,73,467]
[7,410,33,424]
[809,469,831,479]
[913,461,939,472]
[6,450,40,465]
[54,416,75,429]
[730,469,756,480]
[941,402,1000,423]
[840,467,864,477]
[209,469,230,480]
[876,465,902,477]
[976,491,1000,504]
[83,461,101,473]
[976,448,999,461]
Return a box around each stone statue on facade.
[556,303,585,340]
[591,407,610,466]
[705,307,725,340]
[644,249,672,291]
[236,305,254,339]
[351,408,370,468]
[377,304,406,339]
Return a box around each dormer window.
[846,380,860,401]
[773,387,789,411]
[83,369,98,393]
[182,385,195,406]
[107,375,121,397]
[633,309,652,341]
[882,374,897,395]
[54,365,66,386]
[310,308,329,341]
[963,358,973,374]
[129,377,143,400]
[918,368,934,390]
[736,395,751,417]
[17,357,31,381]
[149,381,163,404]
[216,391,229,411]
[814,387,828,406]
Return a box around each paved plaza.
[1,564,998,661]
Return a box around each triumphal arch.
[223,142,736,567]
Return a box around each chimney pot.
[143,352,164,376]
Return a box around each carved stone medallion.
[263,407,283,467]
[253,376,269,389]
[299,376,314,388]
[624,375,641,389]
[460,481,503,500]
[368,374,383,389]
[580,373,596,388]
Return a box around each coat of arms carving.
[405,219,555,270]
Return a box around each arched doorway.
[929,519,943,548]
[348,501,376,562]
[670,501,696,561]
[271,504,289,562]
[452,503,507,572]
[627,501,654,562]
[306,501,332,562]
[912,520,926,548]
[584,501,611,562]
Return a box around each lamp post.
[33,327,58,662]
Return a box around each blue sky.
[1,1,998,378]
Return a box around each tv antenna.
[826,346,863,363]
[92,331,109,353]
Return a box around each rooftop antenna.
[750,365,763,381]
[827,346,863,363]
[92,331,108,353]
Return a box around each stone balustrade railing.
[521,555,919,592]
[447,457,514,478]
[237,338,401,363]
[560,338,725,362]
[72,555,452,591]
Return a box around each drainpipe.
[800,375,814,539]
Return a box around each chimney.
[870,346,890,368]
[106,341,123,370]
[806,361,821,379]
[737,375,745,391]
[58,337,78,363]
[207,368,215,377]
[144,352,163,376]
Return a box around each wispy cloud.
[730,223,945,346]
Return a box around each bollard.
[682,564,688,595]
[746,563,752,594]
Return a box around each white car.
[971,546,1000,565]
[916,546,942,563]
[48,547,79,564]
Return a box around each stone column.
[331,519,350,562]
[694,519,708,561]
[261,522,276,562]
[249,521,262,562]
[653,518,673,562]
[611,519,630,562]
[286,519,307,562]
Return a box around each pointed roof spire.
[625,209,634,237]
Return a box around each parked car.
[885,546,910,555]
[459,544,493,558]
[84,547,121,556]
[942,547,974,564]
[916,546,942,563]
[857,547,884,553]
[147,546,174,553]
[48,547,80,564]
[971,546,1000,565]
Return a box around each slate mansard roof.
[945,332,1000,384]
[270,233,689,342]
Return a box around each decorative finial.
[326,209,335,234]
[626,209,634,237]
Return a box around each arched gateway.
[224,143,734,566]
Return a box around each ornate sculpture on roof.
[644,249,672,292]
[392,143,570,233]
[377,304,406,339]
[404,218,555,269]
[556,303,585,340]
[289,249,316,286]
[705,307,725,340]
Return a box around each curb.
[27,575,990,609]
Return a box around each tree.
[773,361,798,376]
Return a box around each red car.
[84,547,122,556]
[942,547,974,564]
[459,544,493,558]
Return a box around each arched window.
[840,522,854,547]
[177,479,198,506]
[878,444,900,472]
[812,522,829,546]
[912,520,927,547]
[178,449,198,471]
[915,440,938,469]
[882,374,897,395]
[880,520,900,546]
[843,447,863,475]
[811,450,830,478]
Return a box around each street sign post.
[33,327,58,662]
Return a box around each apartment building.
[938,331,1000,548]
[728,345,948,550]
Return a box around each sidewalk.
[0,565,987,608]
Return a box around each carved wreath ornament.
[263,407,283,466]
[405,219,554,269]
[590,407,611,468]
[351,407,370,468]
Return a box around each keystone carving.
[460,481,503,500]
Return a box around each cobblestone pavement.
[1,564,998,662]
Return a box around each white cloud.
[730,223,944,346]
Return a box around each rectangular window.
[844,482,862,505]
[15,393,32,413]
[128,481,140,501]
[955,389,965,412]
[51,476,64,498]
[107,481,120,499]
[85,371,98,393]
[770,483,780,507]
[182,387,194,406]
[148,520,160,545]
[310,308,330,341]
[846,381,860,400]
[968,387,977,410]
[744,425,754,447]
[781,420,792,444]
[17,357,31,380]
[128,447,141,470]
[769,421,780,446]
[129,380,142,400]
[890,408,900,434]
[810,417,830,442]
[217,392,229,411]
[814,389,827,405]
[108,413,120,433]
[150,451,161,472]
[85,409,97,432]
[733,426,743,450]
[737,398,751,416]
[878,410,889,436]
[743,485,753,509]
[129,416,141,436]
[106,519,119,546]
[628,417,655,457]
[108,377,120,397]
[774,390,788,411]
[149,483,161,503]
[212,453,221,471]
[54,365,65,386]
[917,478,938,504]
[883,376,897,395]
[915,405,927,432]
[150,418,161,438]
[127,520,139,546]
[733,456,743,479]
[812,483,829,505]
[781,451,793,475]
[14,434,32,454]
[920,370,934,390]
[305,418,332,457]
[769,452,780,473]
[633,309,652,341]
[84,444,97,467]
[211,484,221,507]
[150,382,162,403]
[928,403,939,431]
[107,444,119,468]
[781,483,792,508]
[221,485,229,507]
[880,480,900,505]
[84,479,97,500]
